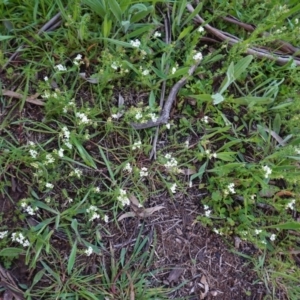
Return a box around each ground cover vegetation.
[0,0,300,299]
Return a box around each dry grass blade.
[2,90,45,106]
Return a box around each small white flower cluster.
[29,149,38,159]
[262,165,272,179]
[123,162,133,173]
[153,31,161,38]
[61,126,72,150]
[203,205,211,217]
[135,111,143,120]
[254,229,262,235]
[93,187,100,193]
[63,99,75,114]
[58,148,64,158]
[69,168,83,178]
[44,76,49,81]
[44,153,55,165]
[198,26,205,33]
[270,234,276,241]
[132,140,142,150]
[55,64,67,71]
[149,113,158,122]
[170,183,177,194]
[141,69,150,76]
[201,116,209,124]
[286,199,296,210]
[87,205,100,221]
[164,153,178,169]
[213,228,222,235]
[205,149,217,159]
[85,246,93,256]
[73,54,83,66]
[76,112,91,125]
[0,231,8,239]
[139,167,148,177]
[117,189,130,207]
[130,39,141,48]
[224,183,235,195]
[20,201,39,216]
[171,63,179,75]
[165,123,171,129]
[45,182,54,189]
[295,147,300,155]
[103,214,109,223]
[12,232,30,247]
[193,51,203,61]
[42,89,61,99]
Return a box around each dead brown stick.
[186,3,300,66]
[131,62,200,130]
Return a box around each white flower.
[123,162,133,173]
[140,167,148,177]
[142,69,150,76]
[270,234,276,241]
[45,154,55,164]
[67,197,73,203]
[0,231,8,239]
[254,229,262,235]
[193,52,203,61]
[42,91,51,99]
[261,240,267,245]
[29,149,38,159]
[76,112,90,125]
[75,54,82,61]
[198,26,205,33]
[111,62,119,70]
[170,183,177,194]
[93,187,100,193]
[262,165,272,178]
[171,67,177,74]
[89,212,100,221]
[185,140,189,148]
[24,205,38,216]
[132,140,142,150]
[165,123,171,129]
[153,31,161,38]
[117,189,130,207]
[201,116,209,123]
[87,205,98,213]
[130,39,141,48]
[149,113,158,122]
[55,64,67,71]
[295,18,299,25]
[286,199,296,210]
[11,232,30,247]
[45,197,51,203]
[213,228,222,235]
[164,154,178,168]
[62,126,70,139]
[74,168,82,178]
[45,182,54,189]
[227,183,235,194]
[103,215,109,223]
[85,246,93,256]
[135,111,143,120]
[58,148,64,157]
[203,205,209,210]
[205,210,211,217]
[64,141,72,149]
[44,76,49,81]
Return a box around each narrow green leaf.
[32,269,46,287]
[98,147,115,182]
[149,90,155,109]
[130,6,153,23]
[178,25,193,41]
[41,261,61,283]
[0,35,14,41]
[273,113,281,134]
[264,222,300,230]
[233,55,253,79]
[34,201,58,214]
[190,161,208,181]
[67,241,77,275]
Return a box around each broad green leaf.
[31,269,46,287]
[216,152,236,162]
[178,25,193,41]
[130,6,153,23]
[108,0,122,22]
[151,66,167,79]
[34,201,58,214]
[233,55,253,79]
[0,247,25,256]
[232,96,273,106]
[176,0,187,26]
[188,94,213,102]
[82,0,106,16]
[212,93,224,105]
[149,90,155,109]
[102,15,112,38]
[67,241,77,275]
